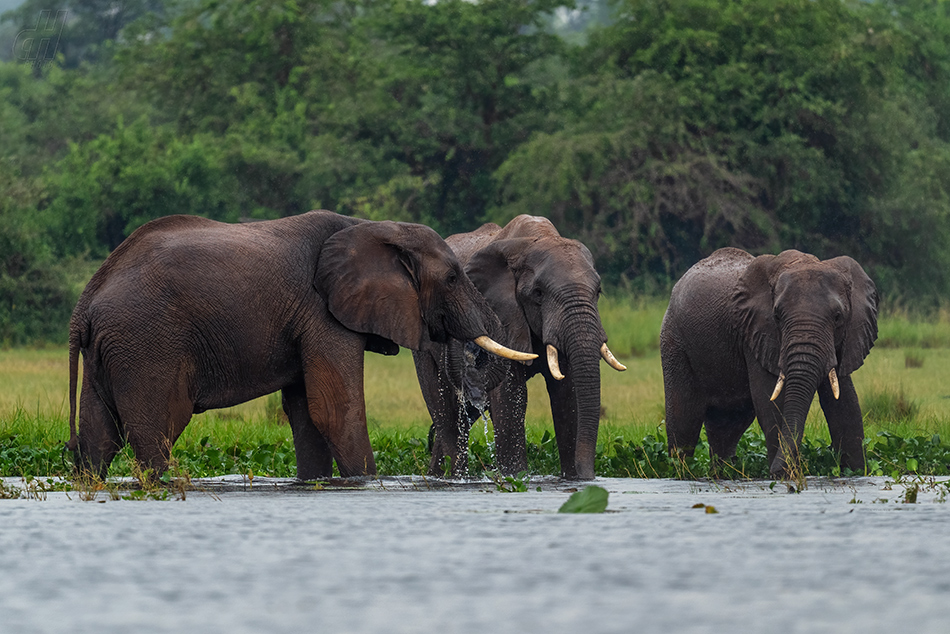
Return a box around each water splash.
[460,341,494,467]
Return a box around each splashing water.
[460,342,494,468]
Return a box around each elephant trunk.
[570,343,602,480]
[549,308,603,481]
[770,322,836,475]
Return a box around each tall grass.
[597,294,666,357]
[876,305,950,348]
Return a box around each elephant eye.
[446,271,458,288]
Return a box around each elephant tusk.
[547,344,565,381]
[600,343,627,371]
[829,368,840,400]
[770,373,785,402]
[473,336,537,362]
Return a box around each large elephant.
[66,211,535,480]
[413,215,626,480]
[660,247,878,477]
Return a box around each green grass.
[876,305,950,348]
[2,298,950,480]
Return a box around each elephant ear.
[465,238,533,354]
[829,256,878,375]
[732,254,781,375]
[316,221,423,350]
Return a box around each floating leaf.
[558,485,609,513]
[705,505,719,514]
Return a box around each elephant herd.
[66,211,878,482]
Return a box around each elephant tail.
[66,326,80,452]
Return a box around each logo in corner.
[13,10,68,68]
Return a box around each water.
[1,475,948,633]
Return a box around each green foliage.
[3,0,950,341]
[866,431,950,478]
[4,415,950,480]
[0,436,67,476]
[371,431,431,476]
[499,0,950,295]
[0,180,78,345]
[351,0,573,234]
[558,485,609,512]
[42,118,244,255]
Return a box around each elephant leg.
[118,374,193,479]
[661,347,706,459]
[705,403,755,468]
[544,370,578,479]
[302,343,375,478]
[818,375,866,473]
[665,396,705,460]
[282,383,333,480]
[76,373,124,480]
[412,350,470,478]
[489,373,528,476]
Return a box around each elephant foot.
[769,454,804,482]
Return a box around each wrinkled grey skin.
[67,211,505,481]
[660,247,878,476]
[414,215,616,480]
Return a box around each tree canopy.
[2,0,949,343]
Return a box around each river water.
[1,475,948,633]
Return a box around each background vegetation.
[2,0,950,345]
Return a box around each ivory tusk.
[600,343,627,371]
[829,368,840,400]
[473,336,538,362]
[770,373,785,402]
[547,344,565,381]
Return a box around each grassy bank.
[2,299,949,480]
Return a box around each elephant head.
[733,249,878,474]
[463,216,625,479]
[315,220,535,360]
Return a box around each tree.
[494,0,950,299]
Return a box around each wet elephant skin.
[67,211,518,481]
[660,247,878,476]
[414,215,625,480]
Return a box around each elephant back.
[446,222,503,265]
[665,248,754,334]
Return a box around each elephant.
[65,211,535,481]
[660,247,878,477]
[413,215,627,480]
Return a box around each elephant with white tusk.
[660,247,878,477]
[413,215,625,480]
[66,211,534,481]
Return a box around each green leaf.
[558,485,609,514]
